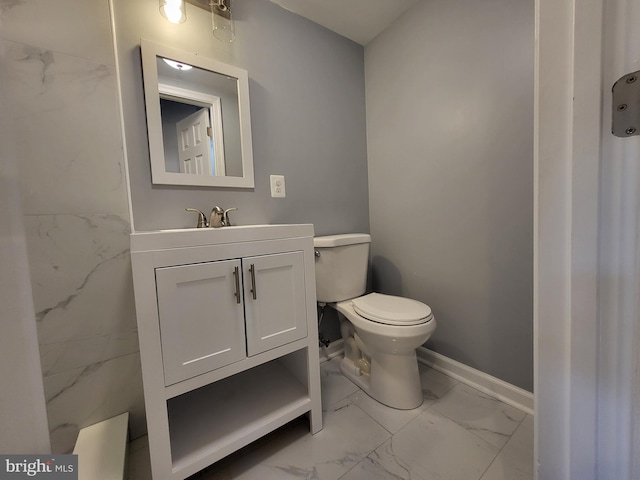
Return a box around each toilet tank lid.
[314,234,371,248]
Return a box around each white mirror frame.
[140,39,255,188]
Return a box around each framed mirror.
[140,39,254,188]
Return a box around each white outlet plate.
[270,175,286,198]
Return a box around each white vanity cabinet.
[156,252,307,386]
[156,259,246,386]
[241,251,307,355]
[131,225,322,480]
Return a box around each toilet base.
[340,353,424,410]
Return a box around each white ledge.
[73,412,129,480]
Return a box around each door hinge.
[612,70,640,138]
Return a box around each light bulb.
[159,0,186,24]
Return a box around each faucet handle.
[223,208,238,226]
[185,208,209,228]
[209,206,225,228]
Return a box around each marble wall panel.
[3,0,145,453]
[0,0,116,67]
[43,352,145,454]
[24,214,137,376]
[4,40,128,216]
[23,213,144,453]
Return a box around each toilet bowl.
[335,293,436,409]
[314,234,437,410]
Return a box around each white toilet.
[314,233,436,410]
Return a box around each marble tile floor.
[129,357,533,480]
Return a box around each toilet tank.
[313,234,371,303]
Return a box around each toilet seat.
[352,293,433,326]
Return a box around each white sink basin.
[130,224,314,252]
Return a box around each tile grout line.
[322,378,396,480]
[334,428,392,480]
[477,447,502,480]
[430,391,521,454]
[346,392,399,436]
[476,416,532,480]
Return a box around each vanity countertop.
[130,224,314,252]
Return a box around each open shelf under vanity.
[167,356,311,477]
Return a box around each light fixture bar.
[167,0,235,43]
[184,0,211,10]
[212,0,234,42]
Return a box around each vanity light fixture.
[211,0,235,43]
[160,0,236,43]
[159,0,187,24]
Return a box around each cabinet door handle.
[233,266,241,304]
[249,263,257,300]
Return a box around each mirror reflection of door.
[159,83,226,176]
[176,107,213,175]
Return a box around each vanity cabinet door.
[156,259,246,386]
[243,251,308,356]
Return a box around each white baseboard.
[319,341,534,415]
[416,347,534,415]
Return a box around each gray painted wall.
[365,0,534,391]
[113,0,370,234]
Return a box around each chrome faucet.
[210,206,238,227]
[185,208,209,228]
[186,206,238,228]
[209,206,225,228]
[223,208,238,226]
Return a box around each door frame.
[535,0,639,478]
